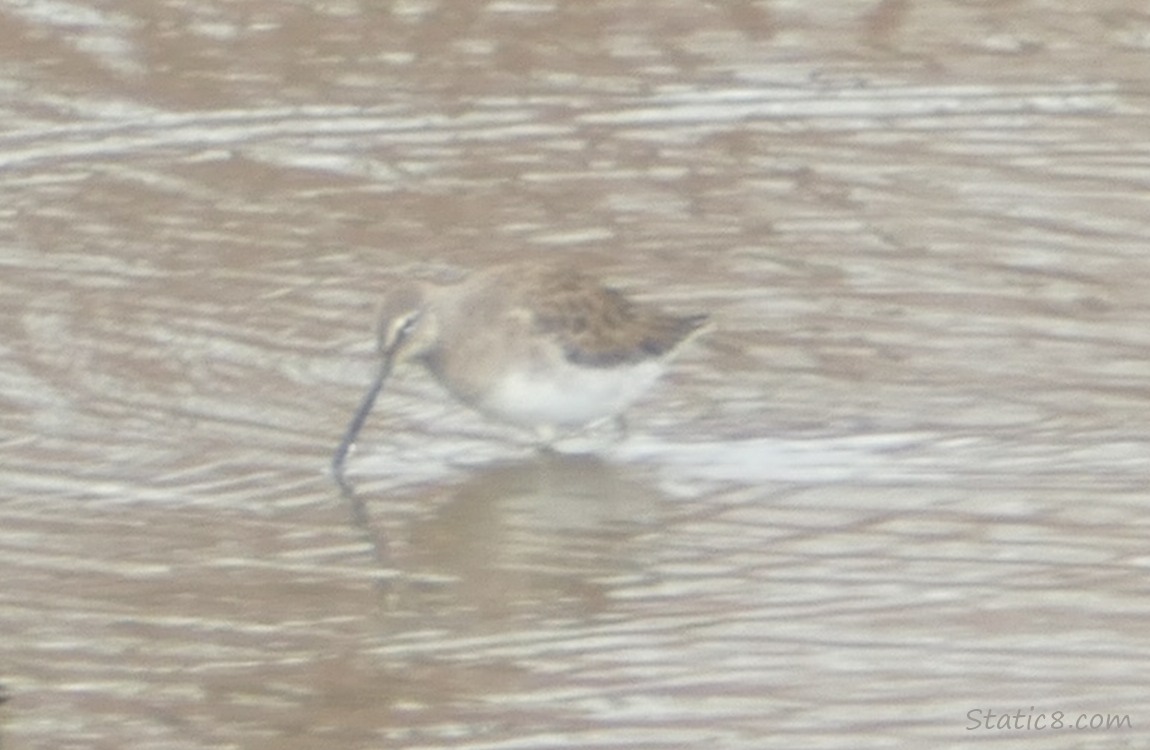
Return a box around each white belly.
[478,359,665,430]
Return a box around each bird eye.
[394,310,421,342]
[378,309,423,356]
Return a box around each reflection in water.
[374,453,663,623]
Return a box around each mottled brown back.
[527,268,708,367]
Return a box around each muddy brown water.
[2,2,1148,748]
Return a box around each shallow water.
[2,1,1149,748]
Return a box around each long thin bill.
[331,349,396,496]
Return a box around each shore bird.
[332,262,708,492]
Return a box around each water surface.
[2,1,1148,748]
